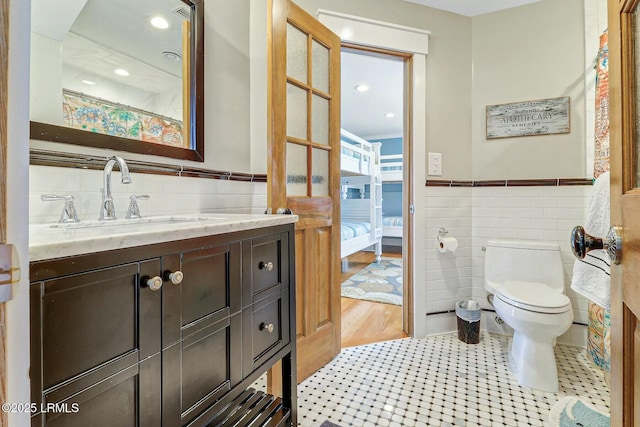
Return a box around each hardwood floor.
[340,250,408,348]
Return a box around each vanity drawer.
[243,232,289,307]
[242,288,290,374]
[251,238,280,293]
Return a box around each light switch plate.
[428,152,442,176]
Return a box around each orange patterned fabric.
[593,31,609,179]
[587,302,606,368]
[586,31,611,377]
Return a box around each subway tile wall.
[29,165,267,224]
[425,185,592,347]
[424,186,473,335]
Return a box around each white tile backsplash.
[425,184,592,347]
[29,165,267,224]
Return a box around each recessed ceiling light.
[385,112,395,118]
[355,84,369,92]
[162,50,182,62]
[150,16,170,29]
[114,68,130,77]
[81,79,96,85]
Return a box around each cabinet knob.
[146,276,163,291]
[167,270,184,285]
[259,322,274,334]
[258,261,274,272]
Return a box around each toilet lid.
[495,281,571,314]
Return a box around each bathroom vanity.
[29,214,297,427]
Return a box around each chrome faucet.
[99,156,132,220]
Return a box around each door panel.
[269,0,341,382]
[608,0,640,424]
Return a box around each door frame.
[0,0,9,422]
[340,43,414,335]
[3,0,32,424]
[317,9,430,336]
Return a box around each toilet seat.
[495,281,571,314]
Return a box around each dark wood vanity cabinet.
[30,224,296,427]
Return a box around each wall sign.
[486,96,570,139]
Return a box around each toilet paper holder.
[437,227,448,242]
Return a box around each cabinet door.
[162,243,241,343]
[30,260,162,426]
[31,354,161,427]
[161,243,242,426]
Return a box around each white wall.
[471,0,587,180]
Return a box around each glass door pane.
[286,142,308,196]
[311,148,329,196]
[287,23,308,83]
[287,83,308,140]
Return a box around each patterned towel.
[549,396,610,427]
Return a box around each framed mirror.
[30,0,204,162]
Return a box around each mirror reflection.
[30,0,202,159]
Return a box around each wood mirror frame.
[29,0,205,162]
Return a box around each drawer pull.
[167,270,184,285]
[259,322,274,334]
[258,261,274,272]
[146,276,163,291]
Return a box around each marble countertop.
[30,213,298,262]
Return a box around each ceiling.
[403,0,542,17]
[32,0,186,94]
[341,52,404,140]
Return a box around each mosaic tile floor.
[294,332,610,427]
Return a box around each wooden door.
[608,1,640,425]
[268,0,341,381]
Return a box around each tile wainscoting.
[425,180,592,347]
[29,165,267,224]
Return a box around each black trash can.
[455,300,481,344]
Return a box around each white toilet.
[484,239,573,392]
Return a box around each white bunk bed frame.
[383,221,403,238]
[380,153,403,182]
[379,151,404,238]
[340,129,382,262]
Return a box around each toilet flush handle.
[570,225,622,265]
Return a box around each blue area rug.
[341,257,402,305]
[549,396,610,427]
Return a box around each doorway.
[338,46,412,347]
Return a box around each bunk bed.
[380,153,403,182]
[340,129,382,262]
[382,215,403,238]
[379,149,404,241]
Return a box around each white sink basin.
[48,215,228,229]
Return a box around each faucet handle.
[126,195,150,219]
[41,194,80,223]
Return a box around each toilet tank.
[484,239,565,294]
